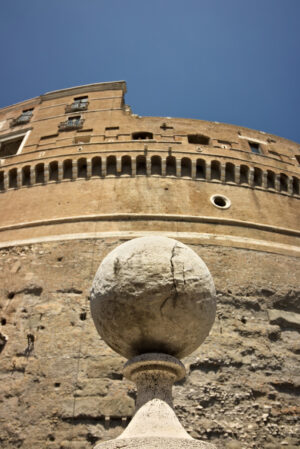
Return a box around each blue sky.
[1,0,299,142]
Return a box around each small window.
[166,155,176,176]
[11,109,33,127]
[67,116,81,126]
[132,132,153,140]
[136,155,147,175]
[269,150,281,160]
[0,171,5,191]
[216,140,231,149]
[249,142,261,154]
[188,134,209,145]
[105,126,119,131]
[121,155,132,176]
[66,96,88,112]
[59,116,83,131]
[92,157,102,177]
[40,134,59,141]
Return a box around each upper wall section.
[0,81,299,254]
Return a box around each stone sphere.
[90,236,216,359]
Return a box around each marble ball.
[90,236,216,359]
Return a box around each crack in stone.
[159,243,179,315]
[170,243,179,307]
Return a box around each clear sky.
[1,0,299,142]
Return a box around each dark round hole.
[1,318,7,326]
[57,257,63,262]
[7,292,15,299]
[214,196,226,207]
[54,382,60,388]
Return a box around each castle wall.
[0,82,299,449]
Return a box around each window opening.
[35,164,44,184]
[49,161,59,181]
[269,150,281,160]
[211,161,221,180]
[181,158,191,177]
[63,160,73,179]
[132,132,153,140]
[292,177,299,195]
[151,156,162,175]
[77,158,87,178]
[249,142,261,154]
[196,159,206,179]
[0,136,24,157]
[59,116,83,131]
[136,155,146,175]
[66,96,88,112]
[0,171,4,191]
[253,167,262,187]
[166,156,176,176]
[22,166,31,186]
[121,156,132,175]
[9,168,17,188]
[106,156,117,176]
[267,170,275,189]
[92,157,102,177]
[11,109,33,126]
[216,140,231,149]
[225,163,235,182]
[188,134,209,145]
[240,165,249,184]
[40,134,58,141]
[279,173,288,192]
[105,126,119,131]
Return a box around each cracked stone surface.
[90,237,216,359]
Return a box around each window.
[249,142,261,154]
[188,134,209,145]
[11,109,33,127]
[151,156,162,175]
[66,96,88,112]
[225,163,235,182]
[105,126,119,131]
[0,131,29,158]
[269,150,282,160]
[216,140,231,149]
[166,156,176,176]
[211,161,221,181]
[136,155,147,175]
[121,156,132,176]
[181,158,191,177]
[196,159,206,179]
[132,132,153,140]
[59,116,83,131]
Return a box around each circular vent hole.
[210,195,231,209]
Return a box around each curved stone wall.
[0,82,299,449]
[1,153,299,196]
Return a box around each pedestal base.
[95,437,216,449]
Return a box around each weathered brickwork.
[0,82,299,449]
